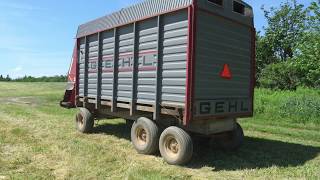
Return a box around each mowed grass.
[0,82,319,179]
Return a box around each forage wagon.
[61,0,255,165]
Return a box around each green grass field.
[0,82,319,179]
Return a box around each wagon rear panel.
[193,2,255,119]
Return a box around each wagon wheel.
[159,126,193,165]
[131,117,159,155]
[217,123,244,151]
[75,108,94,133]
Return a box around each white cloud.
[2,50,70,78]
[12,66,22,72]
[6,66,23,78]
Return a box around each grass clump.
[280,94,320,124]
[254,88,320,125]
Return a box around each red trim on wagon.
[100,50,157,60]
[76,40,79,97]
[97,66,157,73]
[118,66,157,72]
[184,1,197,125]
[102,69,113,73]
[74,40,79,105]
[191,0,198,124]
[250,28,256,116]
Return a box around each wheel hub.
[136,127,147,146]
[77,114,84,127]
[165,136,180,157]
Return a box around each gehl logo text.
[88,53,157,70]
[199,100,249,115]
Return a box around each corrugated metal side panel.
[78,9,188,109]
[161,10,188,106]
[194,11,252,99]
[77,0,192,38]
[137,18,158,105]
[118,25,134,102]
[101,30,115,100]
[87,35,99,98]
[78,38,86,96]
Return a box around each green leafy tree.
[257,0,320,89]
[262,0,307,61]
[291,0,320,88]
[5,75,11,81]
[255,33,278,82]
[259,61,299,90]
[293,32,320,88]
[308,0,320,31]
[14,75,67,82]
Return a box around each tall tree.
[293,0,320,88]
[262,0,307,61]
[255,33,278,82]
[308,0,320,32]
[5,75,11,81]
[257,0,320,89]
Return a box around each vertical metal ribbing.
[76,40,80,99]
[111,28,119,112]
[154,15,163,121]
[84,36,89,98]
[130,22,139,116]
[96,32,103,109]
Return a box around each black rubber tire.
[125,119,134,127]
[131,117,159,155]
[75,108,94,133]
[217,123,244,151]
[159,127,193,165]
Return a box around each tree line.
[256,0,320,90]
[0,75,67,82]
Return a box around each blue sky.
[0,0,312,78]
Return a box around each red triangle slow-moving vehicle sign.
[220,64,232,79]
